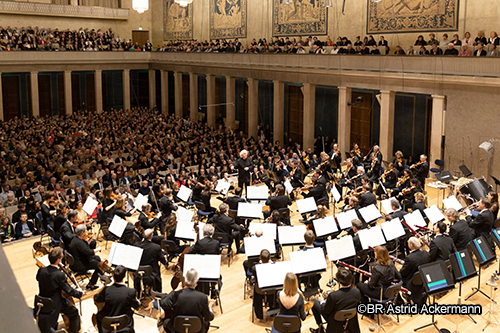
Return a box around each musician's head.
[414,192,425,203]
[395,151,403,157]
[235,187,242,196]
[374,245,390,266]
[75,224,87,238]
[115,197,125,210]
[357,166,364,174]
[260,249,271,263]
[219,203,228,214]
[373,145,379,152]
[410,178,420,188]
[434,221,447,235]
[240,150,248,159]
[49,247,64,265]
[420,154,427,162]
[141,203,151,214]
[43,191,54,202]
[165,188,173,198]
[113,265,127,283]
[362,184,371,192]
[204,181,213,192]
[304,230,315,246]
[67,210,78,222]
[203,224,215,238]
[346,158,353,165]
[185,268,199,289]
[336,267,353,287]
[255,228,263,237]
[488,191,498,203]
[144,229,154,241]
[311,176,318,185]
[479,197,491,210]
[276,184,285,196]
[390,199,401,211]
[408,236,422,251]
[351,219,363,232]
[314,169,322,178]
[404,169,413,178]
[371,152,376,159]
[283,272,299,297]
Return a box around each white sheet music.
[359,204,382,223]
[325,236,356,261]
[443,196,463,211]
[244,236,276,257]
[336,209,359,230]
[215,180,231,195]
[381,198,395,214]
[278,225,307,246]
[313,216,339,237]
[404,210,427,229]
[424,205,446,224]
[228,175,238,185]
[284,179,293,194]
[175,221,197,241]
[255,261,293,289]
[176,206,195,223]
[108,215,128,238]
[108,242,144,270]
[237,202,263,219]
[183,254,221,280]
[358,226,386,250]
[289,248,327,274]
[246,185,269,200]
[331,186,341,203]
[82,196,98,215]
[177,185,192,203]
[134,194,148,211]
[249,222,277,240]
[381,218,406,241]
[296,197,318,214]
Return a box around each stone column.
[161,70,168,114]
[0,73,4,121]
[122,69,130,110]
[94,70,102,113]
[302,83,316,150]
[63,71,72,115]
[338,87,352,159]
[174,71,183,118]
[189,72,198,122]
[273,80,285,145]
[226,76,236,130]
[379,90,396,161]
[206,74,216,127]
[30,71,39,117]
[247,78,258,138]
[430,95,446,173]
[149,69,156,109]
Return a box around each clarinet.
[368,246,405,265]
[401,219,430,247]
[336,260,411,294]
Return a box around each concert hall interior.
[2,1,500,333]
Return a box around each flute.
[336,260,410,294]
[401,219,430,247]
[368,246,405,265]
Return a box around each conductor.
[235,149,254,192]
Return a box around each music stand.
[489,228,500,276]
[449,250,478,328]
[465,236,496,302]
[330,186,342,218]
[415,261,455,333]
[459,165,472,178]
[289,248,327,296]
[325,236,356,288]
[492,176,500,192]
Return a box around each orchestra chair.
[194,201,212,221]
[173,316,202,333]
[270,315,301,333]
[213,232,233,268]
[34,295,54,327]
[63,250,91,285]
[36,212,48,243]
[59,236,66,251]
[101,314,131,333]
[411,271,428,306]
[252,284,279,323]
[243,258,259,300]
[150,290,168,316]
[362,281,403,328]
[278,208,291,225]
[134,265,153,299]
[161,239,181,264]
[132,231,142,245]
[47,225,61,249]
[334,308,358,332]
[98,218,118,250]
[430,159,444,174]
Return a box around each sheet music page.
[289,248,327,274]
[443,196,463,211]
[359,204,382,223]
[358,226,386,250]
[249,222,277,239]
[296,197,318,214]
[108,242,144,270]
[177,185,192,202]
[284,179,293,194]
[108,215,128,238]
[134,194,148,211]
[325,236,356,261]
[82,196,98,215]
[278,225,307,245]
[381,198,395,214]
[331,186,341,203]
[215,180,231,194]
[404,210,427,229]
[255,261,293,289]
[176,206,195,223]
[183,254,221,280]
[313,216,339,237]
[336,209,359,230]
[198,222,206,240]
[228,175,238,185]
[175,221,197,241]
[424,205,446,224]
[246,185,269,200]
[237,202,263,219]
[244,236,276,257]
[381,218,406,241]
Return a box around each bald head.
[408,236,421,251]
[255,228,263,237]
[144,229,154,241]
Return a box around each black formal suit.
[331,150,342,173]
[94,283,141,333]
[474,49,487,56]
[210,213,242,252]
[188,237,221,255]
[383,170,398,189]
[94,182,106,191]
[235,157,254,190]
[449,219,473,251]
[415,162,429,188]
[391,209,407,220]
[134,239,166,292]
[399,249,430,304]
[69,236,102,285]
[358,191,377,208]
[60,220,76,248]
[429,234,457,262]
[224,195,246,225]
[412,202,427,217]
[36,265,83,333]
[160,288,214,333]
[311,287,361,333]
[159,196,177,235]
[53,214,66,240]
[138,212,159,230]
[288,166,304,188]
[468,209,494,240]
[302,184,325,204]
[357,262,401,302]
[266,195,292,211]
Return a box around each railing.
[0,0,128,19]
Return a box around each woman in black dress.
[271,273,307,333]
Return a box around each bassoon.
[368,246,405,265]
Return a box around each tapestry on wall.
[367,0,459,34]
[272,0,327,37]
[210,0,247,39]
[163,0,193,40]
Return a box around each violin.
[410,161,423,169]
[148,211,157,219]
[110,193,120,200]
[396,176,409,188]
[401,185,416,195]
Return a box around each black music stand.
[465,236,496,302]
[459,165,472,178]
[492,176,500,192]
[414,261,455,333]
[449,250,478,328]
[489,228,500,276]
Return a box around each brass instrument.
[322,289,334,299]
[336,230,348,239]
[298,290,314,312]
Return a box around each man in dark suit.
[69,224,103,290]
[413,154,429,189]
[134,229,167,293]
[389,199,407,220]
[446,208,473,251]
[189,224,220,255]
[159,188,178,235]
[14,212,36,239]
[36,248,84,333]
[467,197,494,241]
[209,203,243,253]
[223,187,247,226]
[93,177,106,191]
[235,149,254,192]
[429,221,457,262]
[358,184,377,208]
[94,265,141,333]
[160,268,214,333]
[310,267,361,333]
[288,158,304,190]
[301,176,326,204]
[263,184,292,221]
[298,230,321,292]
[400,237,431,304]
[138,203,163,244]
[62,210,96,250]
